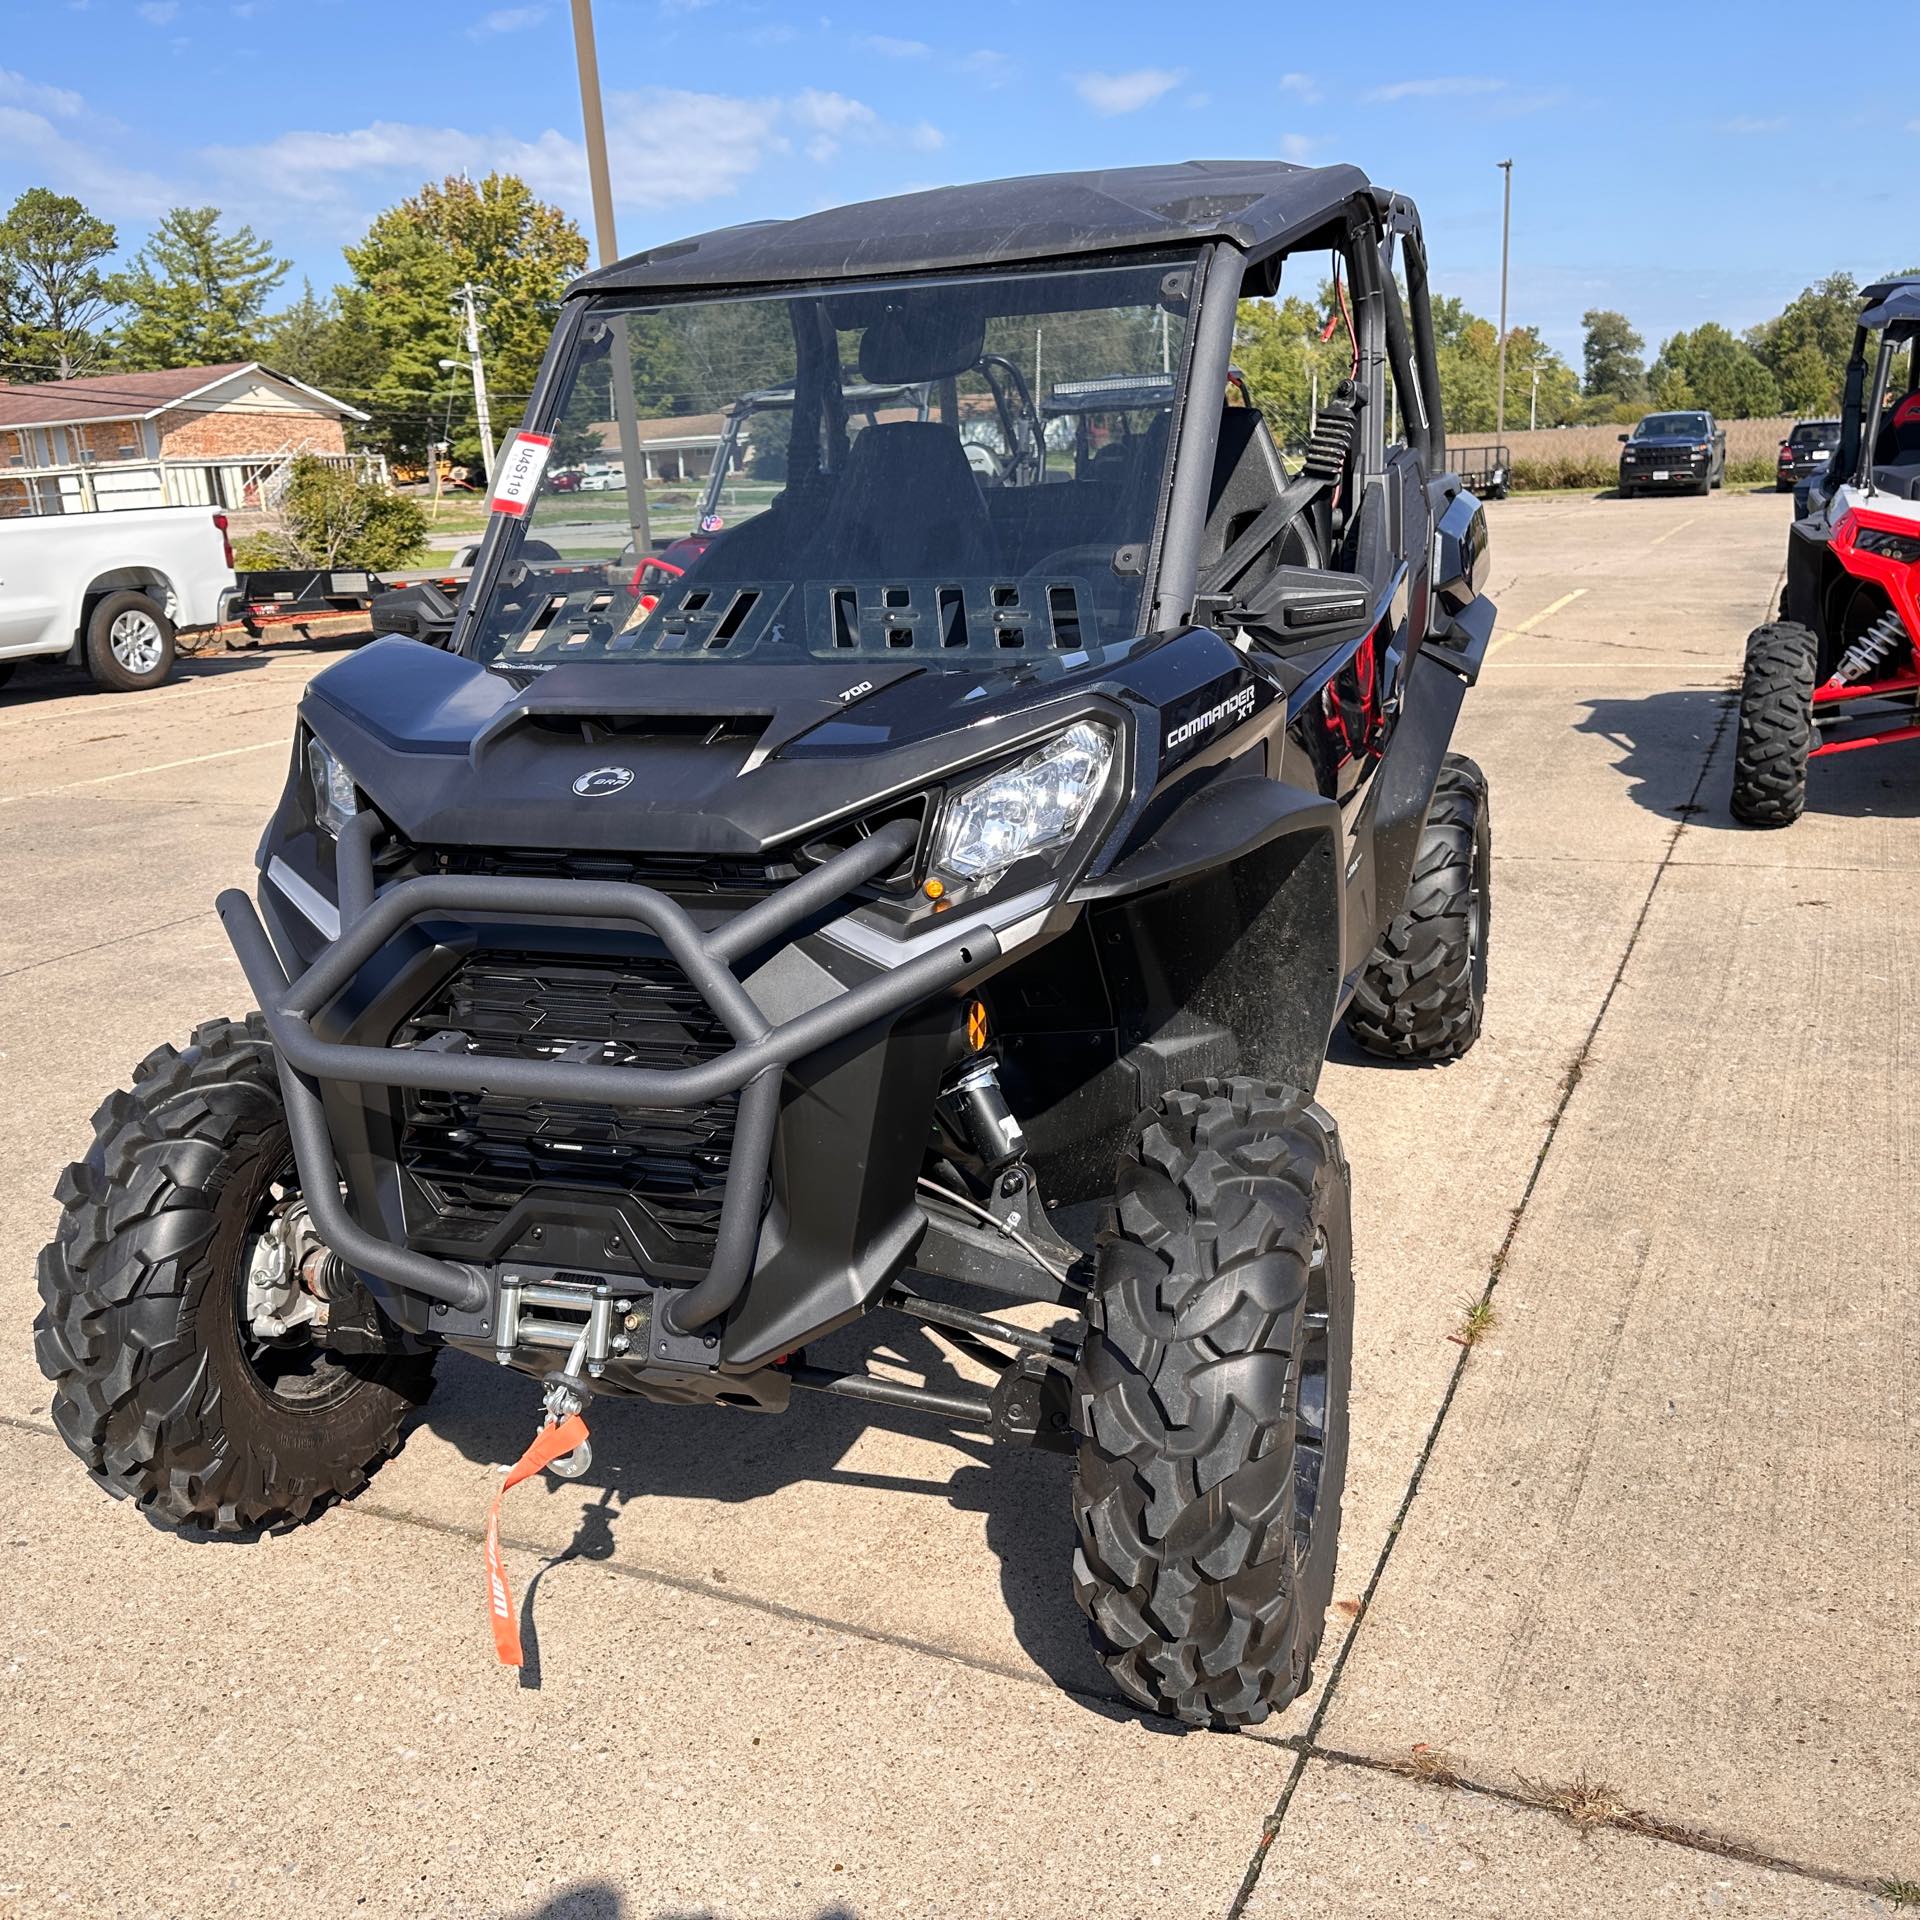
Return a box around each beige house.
[0,362,381,517]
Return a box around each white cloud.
[1071,68,1184,116]
[136,0,178,22]
[1278,71,1320,103]
[959,49,1009,83]
[1366,75,1506,102]
[472,6,546,34]
[857,33,928,57]
[1279,133,1316,163]
[0,68,84,117]
[0,104,177,216]
[200,86,942,226]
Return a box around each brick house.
[0,362,378,517]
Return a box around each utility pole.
[570,0,650,553]
[448,283,497,476]
[1529,362,1542,432]
[1495,158,1514,438]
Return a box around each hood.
[296,634,1248,858]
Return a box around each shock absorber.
[1826,609,1910,687]
[935,1056,1028,1177]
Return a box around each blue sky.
[0,0,1908,364]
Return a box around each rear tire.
[1347,753,1490,1063]
[34,1016,435,1532]
[1072,1079,1352,1729]
[84,589,175,691]
[1730,622,1817,826]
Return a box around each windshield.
[467,257,1192,674]
[1635,413,1710,439]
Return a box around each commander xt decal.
[1160,669,1278,769]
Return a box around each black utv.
[35,161,1495,1729]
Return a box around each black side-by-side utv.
[35,161,1495,1728]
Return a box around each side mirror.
[1618,433,1629,444]
[1433,489,1488,616]
[1228,565,1371,642]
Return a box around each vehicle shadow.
[1575,687,1920,825]
[421,1291,1133,1725]
[0,630,370,705]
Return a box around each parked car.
[576,461,623,492]
[1618,410,1726,496]
[0,504,238,692]
[1777,417,1841,493]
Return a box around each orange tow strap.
[484,1411,590,1666]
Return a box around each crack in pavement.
[1227,622,1756,1917]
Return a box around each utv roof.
[1860,276,1920,336]
[572,160,1379,298]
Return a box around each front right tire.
[35,1016,435,1532]
[1072,1079,1352,1729]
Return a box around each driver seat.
[811,422,999,577]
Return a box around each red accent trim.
[1813,666,1920,706]
[1893,393,1920,428]
[629,554,685,595]
[1810,722,1920,759]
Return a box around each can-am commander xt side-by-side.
[35,162,1495,1728]
[1733,276,1920,825]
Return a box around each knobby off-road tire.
[1730,622,1817,826]
[34,1016,435,1532]
[1072,1079,1353,1729]
[1346,753,1490,1063]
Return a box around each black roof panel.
[572,160,1376,299]
[1861,276,1920,337]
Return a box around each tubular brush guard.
[217,814,998,1341]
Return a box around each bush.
[243,458,428,571]
[1509,454,1619,493]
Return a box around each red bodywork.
[1807,506,1920,760]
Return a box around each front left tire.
[1072,1079,1352,1729]
[34,1016,435,1532]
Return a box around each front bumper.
[219,814,999,1361]
[1621,459,1707,490]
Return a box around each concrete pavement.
[0,489,1913,1916]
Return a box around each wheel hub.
[108,609,164,674]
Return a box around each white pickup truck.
[0,505,239,693]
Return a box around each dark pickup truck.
[1618,410,1727,496]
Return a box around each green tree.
[237,455,427,570]
[1233,293,1343,448]
[111,207,288,369]
[1581,308,1645,404]
[1749,273,1859,414]
[343,173,587,471]
[0,189,118,380]
[1649,323,1780,419]
[259,279,386,421]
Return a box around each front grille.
[433,844,798,900]
[396,949,737,1253]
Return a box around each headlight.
[931,721,1114,886]
[305,734,360,838]
[1855,525,1920,566]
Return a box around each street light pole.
[1529,362,1541,432]
[570,0,650,553]
[1494,158,1513,438]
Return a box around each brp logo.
[572,765,634,798]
